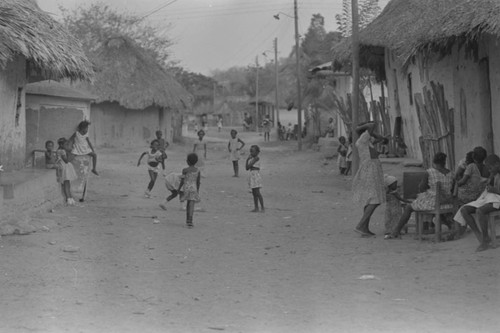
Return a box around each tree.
[335,0,381,37]
[169,66,217,107]
[59,3,173,66]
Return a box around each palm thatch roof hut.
[332,0,459,76]
[88,36,192,110]
[80,36,193,147]
[0,0,93,81]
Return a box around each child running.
[228,129,245,177]
[337,136,348,175]
[246,145,264,212]
[137,139,164,198]
[178,153,201,228]
[159,172,183,210]
[56,138,78,205]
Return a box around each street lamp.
[274,0,302,150]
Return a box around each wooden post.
[351,0,360,174]
[294,0,302,150]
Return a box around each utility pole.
[351,0,360,174]
[255,55,259,133]
[294,0,302,150]
[274,38,280,128]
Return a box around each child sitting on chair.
[383,174,411,239]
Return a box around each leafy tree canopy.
[60,2,174,66]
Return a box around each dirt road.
[1,128,499,333]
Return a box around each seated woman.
[386,152,454,239]
[454,154,500,252]
[455,146,489,206]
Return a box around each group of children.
[380,147,500,252]
[138,128,264,228]
[44,120,99,205]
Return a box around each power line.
[136,0,179,22]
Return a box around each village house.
[25,80,96,167]
[333,0,500,169]
[0,0,93,229]
[75,36,192,148]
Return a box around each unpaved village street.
[1,129,499,333]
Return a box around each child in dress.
[228,129,245,177]
[383,174,411,238]
[56,138,78,205]
[68,120,99,175]
[454,154,500,252]
[137,139,164,198]
[193,130,207,177]
[44,140,57,169]
[246,145,264,212]
[178,153,201,228]
[337,136,348,175]
[455,151,474,183]
[159,172,183,211]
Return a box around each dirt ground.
[0,128,499,333]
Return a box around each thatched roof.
[87,36,192,110]
[332,0,458,73]
[0,0,93,81]
[415,0,500,59]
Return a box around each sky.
[36,0,389,76]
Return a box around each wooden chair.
[474,210,500,248]
[414,181,456,242]
[402,171,428,234]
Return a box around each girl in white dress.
[193,130,207,177]
[246,145,264,212]
[56,138,78,205]
[228,129,245,177]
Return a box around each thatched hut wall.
[90,102,173,148]
[0,57,27,171]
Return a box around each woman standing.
[352,121,387,236]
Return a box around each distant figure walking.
[246,145,264,212]
[217,118,223,132]
[137,139,164,198]
[193,130,207,177]
[178,153,201,228]
[262,115,271,142]
[228,129,245,177]
[56,137,77,205]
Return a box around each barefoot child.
[383,174,411,238]
[44,140,58,169]
[56,138,78,205]
[193,130,207,177]
[137,139,164,198]
[228,129,245,177]
[178,153,201,228]
[159,172,183,210]
[246,145,264,212]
